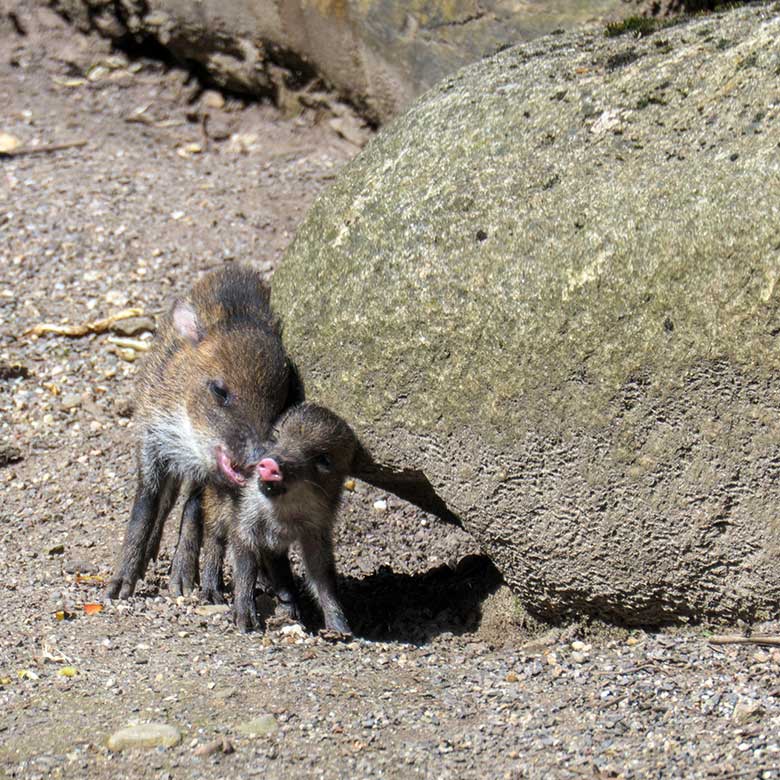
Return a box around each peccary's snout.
[258,458,283,482]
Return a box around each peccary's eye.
[208,380,231,407]
[315,453,332,472]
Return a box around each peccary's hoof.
[168,568,197,598]
[105,577,135,600]
[234,607,259,633]
[201,588,226,605]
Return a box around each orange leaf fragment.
[84,603,103,615]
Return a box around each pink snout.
[258,457,283,482]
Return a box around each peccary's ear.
[172,300,203,344]
[284,359,306,408]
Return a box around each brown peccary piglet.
[200,403,357,634]
[106,264,300,600]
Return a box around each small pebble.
[107,723,182,751]
[237,715,278,738]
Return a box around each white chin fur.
[149,411,213,481]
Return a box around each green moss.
[605,16,663,37]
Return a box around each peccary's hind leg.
[169,487,203,597]
[263,551,301,622]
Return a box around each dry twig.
[708,635,780,647]
[0,139,87,157]
[24,308,143,338]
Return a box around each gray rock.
[273,5,780,624]
[237,715,279,737]
[107,723,182,750]
[50,0,633,123]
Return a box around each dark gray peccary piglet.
[106,264,300,599]
[200,403,358,634]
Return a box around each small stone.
[194,737,234,756]
[373,499,388,512]
[114,398,134,418]
[48,544,65,556]
[571,641,591,652]
[105,290,129,307]
[571,651,588,664]
[0,132,20,153]
[202,90,225,110]
[62,558,94,574]
[61,394,81,411]
[505,671,519,683]
[0,443,22,466]
[110,316,156,337]
[237,715,278,738]
[732,698,764,725]
[107,723,182,751]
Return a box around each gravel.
[2,4,780,779]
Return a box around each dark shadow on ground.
[142,553,505,643]
[290,554,505,644]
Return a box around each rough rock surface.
[50,0,632,122]
[273,3,780,625]
[2,8,780,779]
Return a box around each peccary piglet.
[201,403,357,634]
[106,264,299,599]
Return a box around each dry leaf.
[25,308,143,338]
[84,603,103,615]
[0,677,11,685]
[17,669,39,680]
[343,479,356,492]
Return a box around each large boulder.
[51,0,633,123]
[272,4,780,625]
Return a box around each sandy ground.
[1,4,780,779]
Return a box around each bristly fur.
[202,403,359,634]
[107,264,298,600]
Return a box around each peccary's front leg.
[262,551,301,622]
[200,519,227,605]
[299,529,351,635]
[107,451,179,599]
[169,487,203,597]
[231,540,259,633]
[143,476,179,569]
